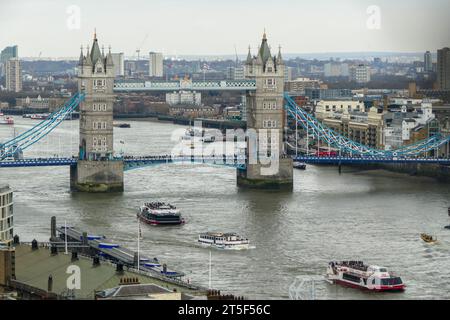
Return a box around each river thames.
[1,118,450,299]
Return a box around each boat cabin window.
[379,268,387,273]
[381,277,402,285]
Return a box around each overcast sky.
[1,0,449,57]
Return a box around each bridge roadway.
[0,155,247,169]
[293,156,450,165]
[113,79,257,92]
[56,225,185,278]
[1,155,449,168]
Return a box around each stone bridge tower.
[237,33,293,189]
[70,32,124,192]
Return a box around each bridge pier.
[237,160,293,190]
[70,160,124,193]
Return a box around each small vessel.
[444,225,450,230]
[0,113,14,125]
[326,261,405,292]
[138,202,185,226]
[198,232,250,250]
[113,123,131,128]
[30,113,50,120]
[293,161,306,170]
[420,233,437,243]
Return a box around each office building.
[5,58,22,92]
[149,52,163,78]
[285,78,322,94]
[111,53,124,77]
[424,51,433,72]
[324,62,349,77]
[350,64,371,83]
[0,46,18,63]
[0,185,13,247]
[437,47,450,90]
[166,90,201,106]
[227,66,245,80]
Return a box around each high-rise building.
[350,64,371,83]
[284,66,293,82]
[0,45,18,78]
[5,58,22,92]
[149,52,163,77]
[424,51,433,72]
[0,46,18,63]
[437,47,450,90]
[111,53,124,77]
[0,185,13,247]
[227,66,245,80]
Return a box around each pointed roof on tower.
[78,45,84,66]
[246,46,252,64]
[90,29,103,66]
[258,31,272,64]
[106,46,114,66]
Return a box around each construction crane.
[135,34,149,61]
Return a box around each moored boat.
[326,261,405,292]
[0,113,14,125]
[293,161,306,170]
[198,232,250,250]
[138,202,185,226]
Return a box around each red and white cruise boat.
[326,261,405,292]
[0,113,14,125]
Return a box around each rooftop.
[13,244,206,299]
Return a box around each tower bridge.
[1,32,450,192]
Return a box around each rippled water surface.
[1,118,450,299]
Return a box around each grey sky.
[1,0,449,57]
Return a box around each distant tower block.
[70,32,124,192]
[237,33,293,189]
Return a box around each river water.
[1,118,450,299]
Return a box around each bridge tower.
[237,33,293,189]
[70,32,124,192]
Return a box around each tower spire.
[94,28,97,40]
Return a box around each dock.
[53,221,185,279]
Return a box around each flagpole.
[137,216,140,271]
[208,250,212,289]
[64,220,68,255]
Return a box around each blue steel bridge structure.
[1,80,450,169]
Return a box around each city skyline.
[1,0,450,58]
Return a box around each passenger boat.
[293,161,306,170]
[326,261,405,292]
[198,232,250,250]
[113,123,131,128]
[0,113,14,125]
[420,233,437,243]
[138,202,185,226]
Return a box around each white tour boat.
[326,261,405,292]
[198,232,250,250]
